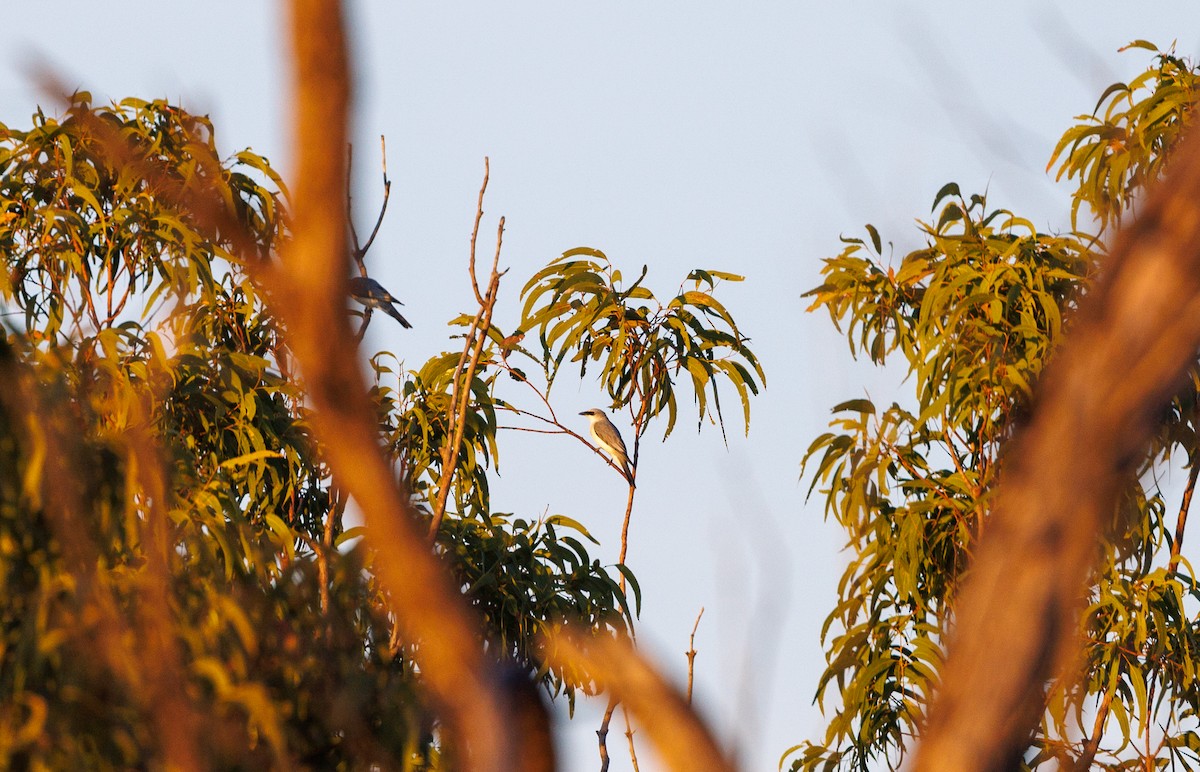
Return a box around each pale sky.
[4,3,1199,770]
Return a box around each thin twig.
[622,703,641,772]
[467,159,490,307]
[687,607,705,704]
[429,167,504,540]
[618,483,637,598]
[357,135,392,258]
[1074,682,1115,771]
[345,135,392,345]
[1169,454,1199,575]
[598,698,616,772]
[495,398,630,477]
[496,424,570,435]
[345,143,359,254]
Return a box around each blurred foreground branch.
[272,1,513,768]
[916,128,1200,770]
[548,626,735,772]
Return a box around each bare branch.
[1169,450,1199,575]
[345,142,361,259]
[427,178,506,539]
[622,704,641,772]
[468,158,490,307]
[1073,684,1116,771]
[687,607,705,705]
[598,698,616,772]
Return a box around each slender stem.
[686,607,705,704]
[622,703,640,772]
[1074,678,1115,770]
[1143,678,1155,772]
[1169,458,1199,575]
[490,375,631,477]
[345,143,360,252]
[618,482,636,595]
[429,183,504,539]
[597,698,616,772]
[357,135,391,257]
[467,159,490,307]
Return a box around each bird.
[348,275,412,328]
[580,408,634,486]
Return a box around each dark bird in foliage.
[349,275,412,328]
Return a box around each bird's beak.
[578,411,588,416]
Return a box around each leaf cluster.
[0,96,642,769]
[793,44,1200,771]
[520,247,764,440]
[1048,41,1198,233]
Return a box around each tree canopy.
[791,42,1200,771]
[0,91,760,769]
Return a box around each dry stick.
[427,160,495,538]
[1169,458,1200,575]
[428,182,505,540]
[622,703,641,772]
[347,136,392,266]
[687,607,706,704]
[915,128,1200,772]
[466,159,491,307]
[345,137,391,341]
[617,481,638,592]
[598,698,616,772]
[429,258,501,537]
[597,694,617,768]
[276,3,513,769]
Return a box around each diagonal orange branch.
[272,2,514,769]
[917,129,1200,771]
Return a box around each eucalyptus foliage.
[790,43,1200,771]
[0,95,634,769]
[520,247,764,454]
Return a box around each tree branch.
[550,625,734,772]
[428,172,505,539]
[274,3,515,769]
[687,607,705,705]
[1169,452,1199,575]
[916,128,1200,771]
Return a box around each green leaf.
[831,398,875,415]
[865,224,883,255]
[931,182,961,211]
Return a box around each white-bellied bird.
[349,275,412,328]
[580,408,634,486]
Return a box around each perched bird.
[580,408,634,486]
[348,275,412,328]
